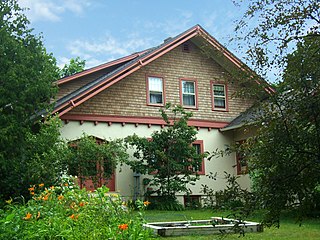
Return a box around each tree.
[59,57,86,78]
[245,36,320,225]
[232,0,320,226]
[233,0,319,80]
[125,104,206,209]
[0,0,60,202]
[68,135,128,189]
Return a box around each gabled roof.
[53,24,273,117]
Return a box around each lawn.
[143,210,320,239]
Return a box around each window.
[182,43,190,52]
[192,140,205,175]
[236,141,248,175]
[212,83,228,111]
[147,76,164,106]
[180,79,197,108]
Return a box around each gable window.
[212,83,228,111]
[236,140,248,175]
[192,140,205,175]
[180,79,198,108]
[147,76,164,106]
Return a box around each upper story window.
[147,76,164,106]
[212,83,228,111]
[180,79,198,108]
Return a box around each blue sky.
[18,0,248,69]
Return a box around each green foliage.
[244,37,320,226]
[0,117,70,205]
[59,57,86,78]
[147,196,184,211]
[125,104,206,205]
[201,172,255,214]
[0,177,152,239]
[234,0,319,78]
[232,0,320,227]
[68,135,128,188]
[0,0,60,202]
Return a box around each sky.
[18,0,249,69]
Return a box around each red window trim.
[179,78,198,109]
[192,140,205,175]
[146,74,166,107]
[236,140,248,175]
[147,139,205,175]
[211,81,228,112]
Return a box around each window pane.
[148,77,163,104]
[183,95,195,106]
[214,85,225,96]
[192,144,202,172]
[182,81,195,94]
[214,97,225,108]
[148,77,163,92]
[150,92,163,104]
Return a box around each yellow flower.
[58,195,64,201]
[5,198,13,204]
[118,223,128,230]
[50,186,55,190]
[39,183,44,187]
[143,201,151,206]
[23,212,32,220]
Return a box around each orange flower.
[39,183,44,187]
[28,187,35,192]
[23,212,32,220]
[79,201,86,207]
[69,214,79,220]
[143,201,151,206]
[30,191,35,195]
[50,186,55,190]
[36,211,41,220]
[42,195,49,201]
[64,183,68,186]
[58,195,64,201]
[118,223,128,230]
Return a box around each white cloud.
[66,34,155,69]
[18,0,91,22]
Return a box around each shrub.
[0,177,153,239]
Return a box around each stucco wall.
[60,121,251,202]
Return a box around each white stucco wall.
[60,121,251,202]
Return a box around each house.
[54,25,270,205]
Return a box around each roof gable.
[53,24,271,116]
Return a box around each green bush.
[0,177,153,239]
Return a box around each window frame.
[180,78,198,109]
[236,140,248,175]
[192,140,205,175]
[146,75,165,106]
[211,82,228,111]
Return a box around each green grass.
[144,210,320,239]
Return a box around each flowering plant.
[0,177,152,239]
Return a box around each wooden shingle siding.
[57,67,120,99]
[68,42,253,122]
